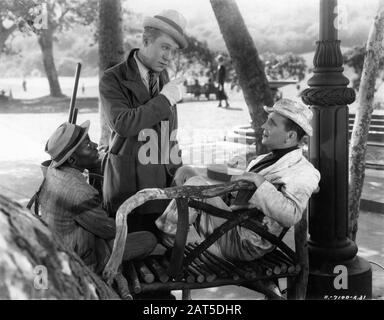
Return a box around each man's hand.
[227,155,247,169]
[160,77,185,106]
[231,171,265,188]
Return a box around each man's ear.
[142,35,148,47]
[287,130,297,142]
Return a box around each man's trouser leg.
[128,213,162,235]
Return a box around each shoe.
[262,279,283,299]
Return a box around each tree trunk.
[0,194,119,299]
[349,0,384,241]
[98,0,125,149]
[37,18,63,97]
[210,0,274,155]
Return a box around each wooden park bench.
[103,180,309,300]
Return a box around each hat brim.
[206,164,244,184]
[143,16,188,49]
[51,120,90,168]
[263,105,312,136]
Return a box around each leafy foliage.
[262,52,307,81]
[2,0,97,35]
[171,35,215,79]
[343,44,384,91]
[2,4,309,84]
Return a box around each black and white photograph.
[0,0,383,307]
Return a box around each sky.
[124,0,380,53]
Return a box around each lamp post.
[301,0,372,299]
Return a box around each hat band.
[53,126,86,162]
[154,15,184,35]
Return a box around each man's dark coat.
[99,49,181,215]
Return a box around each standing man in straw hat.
[99,9,188,235]
[38,121,157,276]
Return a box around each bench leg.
[287,272,307,300]
[287,277,297,299]
[182,289,192,300]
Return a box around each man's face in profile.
[72,135,99,169]
[142,32,179,73]
[261,112,290,150]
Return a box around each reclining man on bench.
[156,98,320,262]
[37,120,157,276]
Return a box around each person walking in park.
[99,9,188,235]
[216,55,230,108]
[22,78,27,92]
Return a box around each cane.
[68,63,82,124]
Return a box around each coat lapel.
[121,49,170,105]
[159,71,169,90]
[258,149,303,178]
[121,49,150,105]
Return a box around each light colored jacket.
[244,148,320,239]
[156,148,320,260]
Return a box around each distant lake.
[0,77,99,100]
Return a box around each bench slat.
[136,260,155,284]
[189,242,240,280]
[186,243,228,278]
[185,245,218,282]
[167,198,189,278]
[126,261,141,294]
[146,257,169,283]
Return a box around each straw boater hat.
[143,9,188,49]
[45,120,90,168]
[263,98,313,136]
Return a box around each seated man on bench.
[156,98,320,262]
[38,121,157,275]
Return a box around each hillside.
[1,0,377,78]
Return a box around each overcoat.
[99,49,182,215]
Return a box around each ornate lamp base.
[307,256,372,300]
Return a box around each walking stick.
[68,63,82,124]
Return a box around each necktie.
[148,71,159,98]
